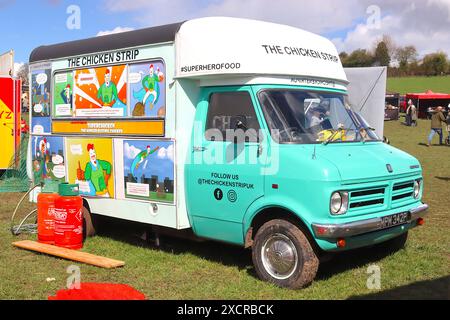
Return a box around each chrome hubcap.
[261,233,298,280]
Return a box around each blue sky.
[1,0,136,62]
[1,0,224,63]
[1,0,450,68]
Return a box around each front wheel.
[252,219,319,289]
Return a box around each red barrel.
[37,191,58,244]
[54,183,83,250]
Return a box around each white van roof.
[30,17,347,84]
[176,17,347,83]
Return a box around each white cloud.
[103,0,364,34]
[332,15,401,53]
[124,142,141,159]
[428,0,450,21]
[157,144,174,162]
[332,0,450,57]
[196,0,363,34]
[96,26,135,37]
[102,0,450,57]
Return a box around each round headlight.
[330,192,343,214]
[413,180,421,199]
[330,191,349,215]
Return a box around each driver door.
[185,86,267,244]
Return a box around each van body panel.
[315,143,422,182]
[27,17,426,258]
[87,197,178,228]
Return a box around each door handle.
[243,143,263,157]
[192,146,207,152]
[258,144,263,157]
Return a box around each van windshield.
[258,89,380,144]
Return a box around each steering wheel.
[277,127,303,142]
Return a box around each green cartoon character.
[131,145,160,179]
[97,69,118,107]
[132,64,164,116]
[77,143,112,196]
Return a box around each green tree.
[421,52,448,76]
[408,60,422,76]
[374,41,391,66]
[380,35,396,59]
[395,46,418,72]
[339,52,348,65]
[342,49,374,67]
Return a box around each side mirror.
[231,115,248,131]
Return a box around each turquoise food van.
[28,17,428,289]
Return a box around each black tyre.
[82,206,97,240]
[252,219,319,289]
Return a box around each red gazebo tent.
[405,90,450,119]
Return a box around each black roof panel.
[29,22,184,63]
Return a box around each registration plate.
[380,212,411,229]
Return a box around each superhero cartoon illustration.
[33,138,50,182]
[123,140,174,202]
[132,64,164,115]
[73,66,127,117]
[130,145,160,179]
[32,136,65,183]
[60,84,72,106]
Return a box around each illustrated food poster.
[31,68,51,134]
[129,61,166,118]
[74,66,127,117]
[53,72,74,117]
[66,138,115,198]
[32,136,66,184]
[123,140,174,203]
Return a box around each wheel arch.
[82,197,91,212]
[243,205,320,254]
[81,197,97,238]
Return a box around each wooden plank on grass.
[12,240,125,269]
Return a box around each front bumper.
[311,203,428,239]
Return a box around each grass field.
[387,76,450,94]
[0,119,449,300]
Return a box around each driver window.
[205,91,261,142]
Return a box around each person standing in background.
[427,106,446,146]
[446,111,450,145]
[410,102,418,127]
[405,100,413,126]
[411,104,418,127]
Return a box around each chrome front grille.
[347,179,416,214]
[349,186,386,211]
[391,181,414,206]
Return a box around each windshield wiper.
[323,127,345,145]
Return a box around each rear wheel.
[82,206,97,240]
[252,219,319,289]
